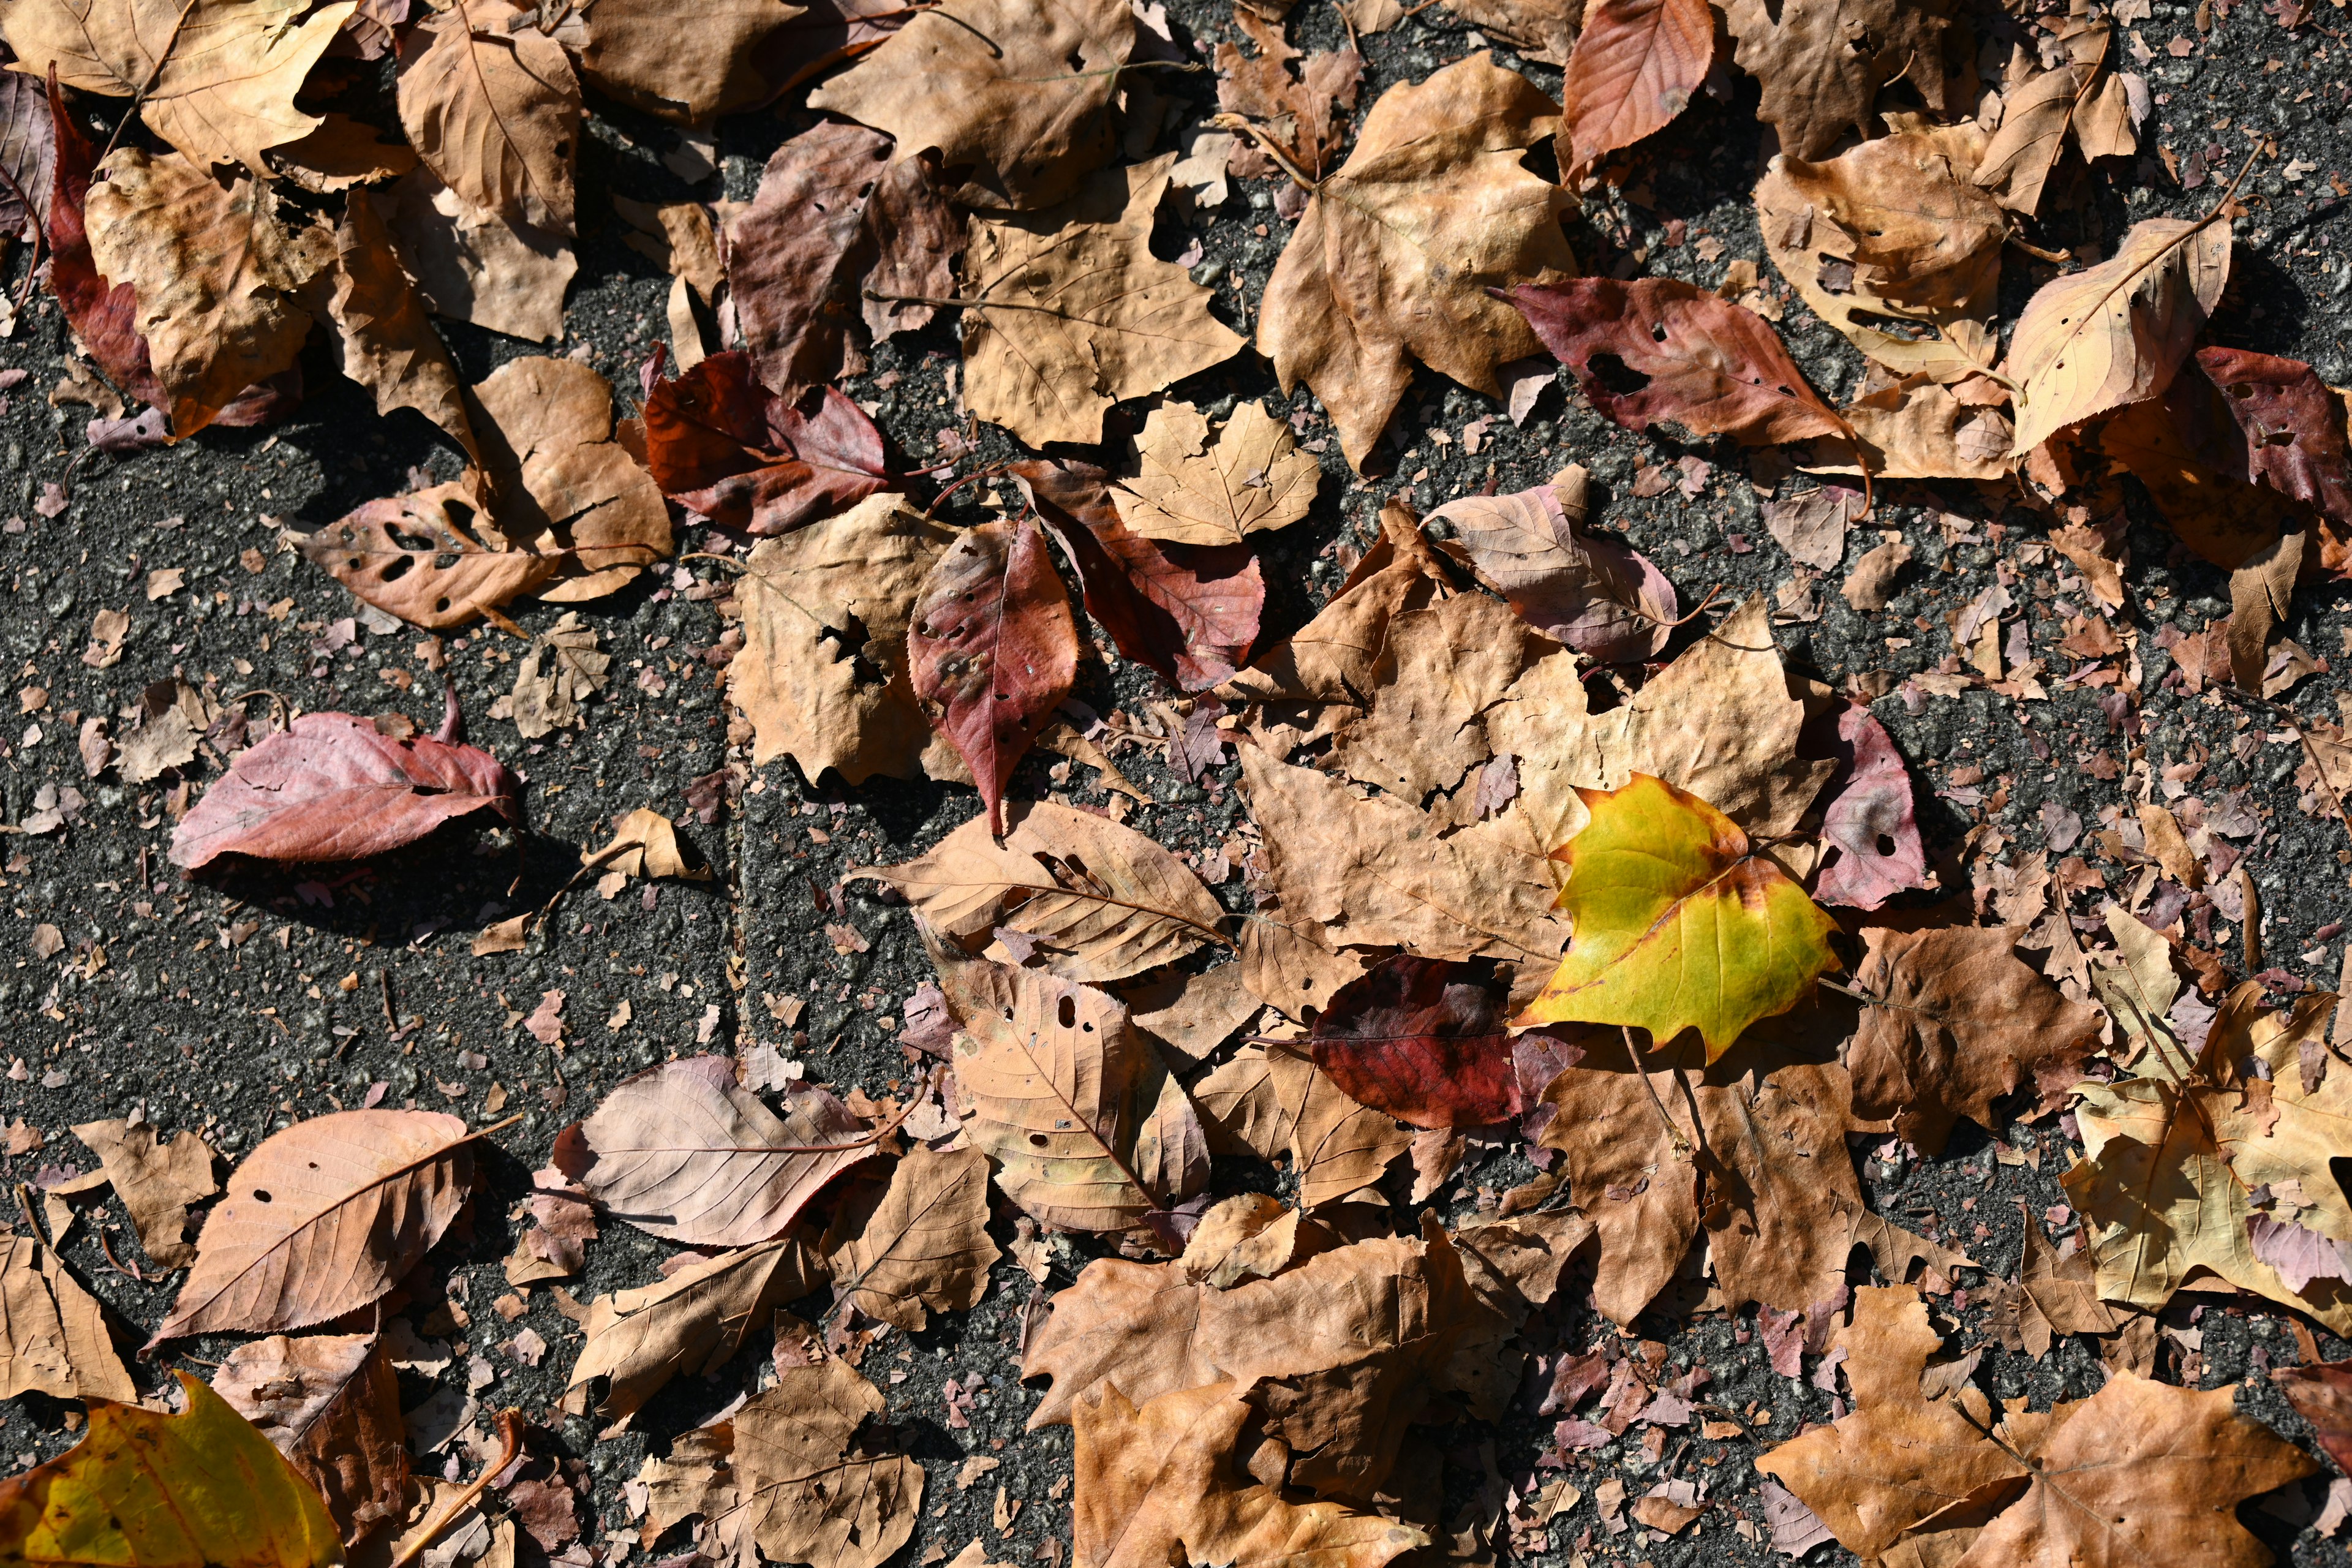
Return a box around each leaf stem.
[861,287,1099,319]
[389,1409,523,1568]
[97,0,199,166]
[1625,1028,1693,1162]
[1210,111,1321,192]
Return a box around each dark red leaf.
[41,72,162,412]
[1011,459,1263,692]
[1507,279,1849,447]
[1803,703,1926,911]
[171,710,521,870]
[639,352,890,534]
[907,516,1079,835]
[1309,956,1524,1129]
[2100,372,2315,571]
[2275,1360,2352,1475]
[2194,347,2352,574]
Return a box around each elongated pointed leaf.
[1559,0,1713,175]
[820,1145,1000,1329]
[571,1236,824,1424]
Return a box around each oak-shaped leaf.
[552,1057,881,1248]
[1719,0,1953,160]
[820,1144,1000,1329]
[1517,773,1839,1060]
[638,353,890,534]
[1430,465,1676,662]
[214,1332,408,1547]
[927,934,1208,1233]
[1558,0,1713,176]
[1110,399,1321,547]
[151,1109,481,1343]
[1192,1041,1411,1208]
[570,1235,824,1425]
[1509,278,1852,451]
[0,1373,341,1568]
[907,515,1079,836]
[1805,702,1928,910]
[856,801,1228,984]
[170,707,520,870]
[1308,956,1523,1129]
[395,0,579,233]
[1261,53,1572,470]
[0,1231,135,1403]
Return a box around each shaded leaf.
[1807,703,1928,910]
[2195,345,2352,573]
[472,354,672,600]
[70,1117,218,1268]
[1719,0,1951,160]
[1558,0,1713,176]
[0,67,55,240]
[638,353,890,535]
[1193,1041,1411,1208]
[1328,590,1556,804]
[2274,1359,2352,1476]
[311,188,477,459]
[820,1144,1000,1329]
[571,1236,824,1424]
[382,164,575,343]
[571,0,799,124]
[214,1333,407,1548]
[1431,466,1676,662]
[1308,956,1523,1129]
[38,75,161,411]
[0,1233,134,1403]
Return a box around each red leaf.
[908,516,1079,835]
[1011,459,1263,691]
[40,73,162,412]
[1309,956,1525,1129]
[1507,279,1850,447]
[1560,0,1714,176]
[1804,703,1926,911]
[2275,1360,2352,1476]
[639,352,890,534]
[171,710,521,870]
[2193,346,2352,573]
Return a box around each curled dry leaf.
[929,935,1208,1232]
[1193,1041,1412,1208]
[0,1373,341,1568]
[807,0,1132,210]
[311,189,479,460]
[907,516,1080,837]
[571,1235,824,1423]
[1110,399,1320,548]
[1807,703,1928,910]
[1215,18,1362,186]
[552,1057,880,1248]
[1558,0,1713,177]
[299,479,556,630]
[170,707,519,869]
[0,1231,135,1402]
[855,801,1228,984]
[1431,466,1678,662]
[1261,53,1572,470]
[1719,0,1952,160]
[214,1332,408,1547]
[1510,278,1852,451]
[725,493,956,781]
[1308,956,1523,1129]
[638,354,890,535]
[821,1144,1001,1329]
[266,110,418,194]
[2004,213,2233,456]
[395,0,579,233]
[471,354,673,601]
[70,1116,219,1268]
[571,0,801,124]
[1972,22,2119,218]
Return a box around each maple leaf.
[4,0,356,172]
[724,493,956,782]
[1260,53,1572,470]
[0,1373,341,1568]
[1193,1040,1412,1207]
[214,1333,407,1547]
[1110,400,1321,547]
[1327,590,1558,805]
[1510,278,1853,451]
[1719,0,1951,160]
[1430,466,1678,663]
[2004,212,2233,456]
[1984,1202,2122,1360]
[1215,13,1362,185]
[570,0,800,124]
[1558,0,1713,177]
[85,148,330,437]
[808,0,1133,210]
[570,1236,823,1425]
[820,1144,1000,1329]
[1517,774,1839,1060]
[907,515,1080,837]
[855,801,1229,984]
[637,353,891,535]
[170,704,520,869]
[927,936,1208,1232]
[2062,982,2352,1332]
[1306,956,1523,1129]
[0,1229,134,1402]
[396,0,579,233]
[957,155,1244,447]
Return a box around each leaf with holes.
[298,480,554,630]
[1807,703,1928,911]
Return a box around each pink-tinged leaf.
[2193,347,2352,551]
[0,70,56,243]
[1309,956,1523,1129]
[2248,1213,2352,1294]
[2275,1358,2352,1475]
[1012,459,1262,691]
[753,0,918,94]
[1507,279,1850,447]
[1430,470,1676,662]
[908,516,1079,835]
[171,712,521,870]
[639,351,890,534]
[1806,703,1926,910]
[1559,0,1714,176]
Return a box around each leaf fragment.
[820,1144,1000,1329]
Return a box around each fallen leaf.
[1719,0,1951,160]
[311,189,478,459]
[266,110,418,193]
[637,353,890,534]
[1308,956,1524,1129]
[810,0,1129,209]
[959,154,1244,447]
[552,1057,879,1248]
[0,68,56,242]
[383,164,576,343]
[821,1144,1000,1329]
[1215,21,1362,186]
[1518,774,1839,1060]
[396,0,579,233]
[299,478,555,630]
[70,1117,219,1268]
[1761,483,1863,570]
[929,935,1208,1232]
[37,78,161,410]
[1999,1200,2122,1359]
[724,492,956,781]
[470,354,672,601]
[2275,1359,2352,1476]
[2003,212,2233,456]
[729,120,961,394]
[1558,0,1713,176]
[856,801,1228,983]
[0,1231,135,1402]
[2194,346,2352,572]
[1261,53,1571,470]
[1106,399,1320,547]
[0,1372,341,1568]
[1809,703,1928,909]
[1972,23,2113,217]
[1328,589,1556,804]
[503,611,608,739]
[907,515,1079,836]
[1842,538,1912,611]
[1193,1041,1411,1207]
[571,1235,823,1423]
[214,1332,408,1547]
[1510,277,1851,449]
[1430,466,1678,663]
[571,0,800,124]
[1807,377,2013,481]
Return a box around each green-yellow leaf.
[0,1371,341,1567]
[1515,772,1838,1059]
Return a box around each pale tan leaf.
[297,478,554,630]
[572,0,800,124]
[0,1234,135,1402]
[383,165,576,344]
[268,111,418,194]
[820,1145,1000,1330]
[314,189,478,461]
[1193,1042,1409,1209]
[396,0,579,233]
[470,355,672,600]
[1329,590,1558,804]
[725,1361,925,1568]
[1110,400,1321,546]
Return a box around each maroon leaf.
[1507,279,1850,448]
[908,516,1079,835]
[2275,1360,2352,1475]
[639,352,890,534]
[1011,458,1263,691]
[1804,702,1926,911]
[729,121,961,395]
[170,707,521,870]
[2193,346,2352,573]
[40,72,162,412]
[1308,956,1524,1129]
